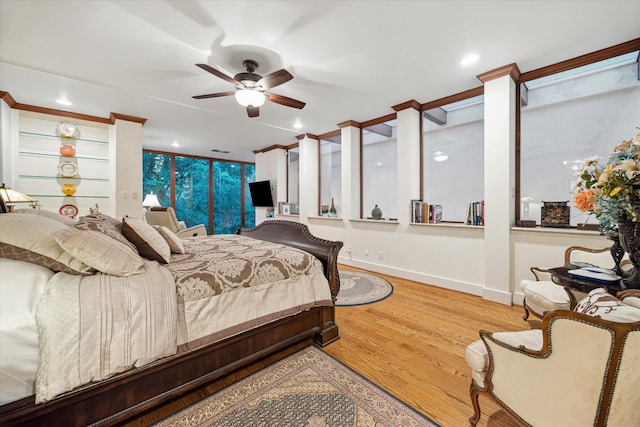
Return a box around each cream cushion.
[574,288,640,322]
[521,279,570,314]
[153,225,185,254]
[466,329,543,387]
[52,228,145,276]
[0,212,94,275]
[121,217,171,263]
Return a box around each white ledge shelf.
[308,216,343,221]
[511,226,601,236]
[409,222,484,229]
[350,218,399,224]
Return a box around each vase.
[329,198,337,217]
[617,221,640,289]
[61,183,76,196]
[609,235,625,276]
[371,204,382,220]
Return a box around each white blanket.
[35,260,177,403]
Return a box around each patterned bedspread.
[166,234,324,302]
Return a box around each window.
[287,146,300,208]
[519,50,640,227]
[142,151,255,234]
[213,161,242,234]
[319,135,341,216]
[142,152,171,206]
[422,94,484,222]
[362,117,397,219]
[244,163,256,228]
[175,156,210,230]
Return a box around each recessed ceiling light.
[172,141,180,147]
[56,98,72,106]
[460,54,479,66]
[293,120,303,129]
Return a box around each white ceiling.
[1,1,639,163]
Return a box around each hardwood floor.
[123,265,530,426]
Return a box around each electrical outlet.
[364,250,369,256]
[379,251,384,260]
[131,191,138,200]
[346,247,352,253]
[121,191,128,199]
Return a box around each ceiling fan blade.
[265,93,306,109]
[247,106,260,117]
[192,91,235,100]
[258,69,293,90]
[195,63,239,85]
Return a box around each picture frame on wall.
[282,204,291,215]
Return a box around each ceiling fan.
[193,60,306,117]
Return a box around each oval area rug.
[336,270,394,306]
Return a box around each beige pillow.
[153,225,185,254]
[121,217,171,263]
[75,213,137,252]
[0,212,94,275]
[14,208,77,226]
[53,228,145,276]
[574,288,640,323]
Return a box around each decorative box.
[541,201,570,227]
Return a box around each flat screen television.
[248,180,274,207]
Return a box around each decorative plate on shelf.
[59,204,79,218]
[58,162,77,177]
[56,121,80,138]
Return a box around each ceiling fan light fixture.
[235,89,265,107]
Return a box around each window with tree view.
[142,151,255,234]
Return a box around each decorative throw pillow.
[75,213,137,252]
[0,212,94,275]
[53,228,145,276]
[574,288,640,323]
[121,217,171,263]
[153,225,185,254]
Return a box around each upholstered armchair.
[466,288,640,426]
[521,245,617,322]
[145,207,207,238]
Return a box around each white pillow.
[0,258,53,331]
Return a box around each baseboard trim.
[337,256,520,306]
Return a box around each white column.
[481,66,518,304]
[394,102,421,225]
[298,135,319,223]
[340,122,361,220]
[110,118,143,219]
[255,147,286,224]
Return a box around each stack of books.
[465,201,484,225]
[411,200,442,224]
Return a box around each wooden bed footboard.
[238,220,344,346]
[0,217,343,427]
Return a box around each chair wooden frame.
[470,294,640,426]
[522,246,611,322]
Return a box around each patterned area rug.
[336,270,394,306]
[155,346,438,427]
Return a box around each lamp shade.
[235,89,266,107]
[142,192,161,208]
[0,183,36,203]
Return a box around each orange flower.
[573,190,595,212]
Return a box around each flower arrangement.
[572,132,640,236]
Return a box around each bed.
[0,200,342,426]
